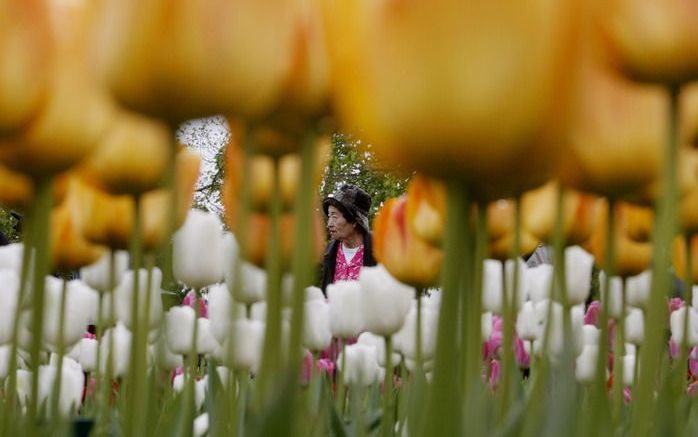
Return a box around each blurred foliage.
[0,208,20,243]
[320,133,412,222]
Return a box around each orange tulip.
[487,199,539,261]
[623,203,654,243]
[681,84,698,148]
[323,0,581,199]
[0,0,112,178]
[234,209,325,272]
[374,197,443,289]
[598,0,698,85]
[97,0,297,123]
[585,201,652,277]
[405,175,447,248]
[0,0,51,135]
[0,163,33,210]
[75,148,200,251]
[222,125,329,215]
[673,234,698,284]
[50,190,105,272]
[79,107,171,195]
[521,181,600,246]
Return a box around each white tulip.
[43,279,92,351]
[404,358,434,373]
[250,302,267,322]
[12,369,32,409]
[670,306,698,346]
[305,286,325,302]
[565,246,594,306]
[338,343,381,386]
[303,299,332,351]
[623,355,636,386]
[115,268,164,332]
[526,264,553,303]
[153,329,183,370]
[359,265,414,337]
[599,272,624,319]
[516,301,538,341]
[38,357,84,416]
[693,285,698,309]
[66,337,98,372]
[232,263,266,305]
[624,308,645,345]
[173,210,225,289]
[0,243,23,273]
[581,324,600,347]
[425,290,442,312]
[626,271,651,308]
[0,269,20,345]
[481,312,493,341]
[215,319,265,371]
[575,344,599,384]
[99,323,132,377]
[165,306,195,355]
[194,413,209,437]
[80,250,129,293]
[393,305,438,361]
[327,281,364,338]
[482,260,503,313]
[358,332,400,368]
[625,343,637,356]
[533,300,584,361]
[222,232,239,288]
[0,345,10,378]
[207,284,233,344]
[195,376,207,411]
[173,373,184,392]
[196,318,220,355]
[505,258,529,312]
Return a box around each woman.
[321,184,376,293]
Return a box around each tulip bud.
[38,357,84,416]
[0,269,20,345]
[482,260,504,313]
[505,259,529,312]
[359,265,414,337]
[625,271,652,309]
[153,330,183,371]
[114,268,164,332]
[195,318,220,356]
[99,323,131,378]
[623,355,637,386]
[516,302,538,342]
[599,272,624,319]
[358,332,400,368]
[303,299,332,351]
[670,306,698,347]
[194,413,209,437]
[207,284,233,344]
[66,337,98,372]
[79,109,171,195]
[565,246,594,306]
[43,278,93,351]
[215,319,265,371]
[305,286,324,302]
[173,209,225,289]
[373,197,443,288]
[393,304,438,361]
[337,343,381,386]
[581,325,601,347]
[575,344,600,384]
[327,280,364,338]
[229,262,267,306]
[526,264,553,303]
[624,308,645,346]
[196,376,208,411]
[165,306,196,355]
[80,250,130,293]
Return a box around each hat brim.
[323,197,370,235]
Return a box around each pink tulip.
[669,297,685,314]
[84,331,97,340]
[624,387,632,404]
[584,300,600,327]
[317,359,336,377]
[514,336,530,369]
[183,290,208,319]
[689,347,698,377]
[688,381,698,397]
[670,338,680,361]
[488,360,501,391]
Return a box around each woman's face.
[327,205,358,242]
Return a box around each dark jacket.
[320,232,377,294]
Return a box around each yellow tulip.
[50,190,106,272]
[487,199,539,261]
[323,0,581,199]
[0,0,51,134]
[681,84,698,148]
[405,175,447,248]
[0,0,112,178]
[374,197,443,289]
[598,0,698,85]
[0,163,33,210]
[75,148,200,251]
[79,107,171,195]
[521,181,601,246]
[97,0,297,123]
[585,201,652,277]
[623,203,654,243]
[673,234,698,284]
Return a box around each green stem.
[27,177,53,431]
[98,250,118,435]
[467,204,487,389]
[629,85,680,436]
[258,155,283,402]
[336,340,347,415]
[382,336,394,437]
[613,279,627,424]
[422,182,469,437]
[127,196,144,437]
[415,289,424,371]
[4,211,34,431]
[50,277,69,422]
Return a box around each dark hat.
[323,184,372,234]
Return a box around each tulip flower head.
[114,268,164,332]
[337,343,381,386]
[359,265,415,337]
[303,299,332,351]
[670,306,698,347]
[173,209,225,289]
[564,246,594,306]
[80,250,129,293]
[38,357,85,417]
[327,280,364,338]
